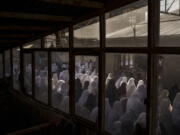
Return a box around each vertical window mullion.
[10,49,13,88]
[148,0,160,135]
[99,14,105,134]
[69,25,75,115]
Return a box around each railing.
[6,122,56,135]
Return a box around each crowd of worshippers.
[105,73,147,135]
[24,59,180,135]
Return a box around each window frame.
[17,0,180,135]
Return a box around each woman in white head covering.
[172,92,180,135]
[115,76,128,90]
[127,78,136,97]
[137,80,144,89]
[106,73,113,86]
[126,84,147,121]
[54,80,68,99]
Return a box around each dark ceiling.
[0,0,137,50]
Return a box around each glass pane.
[57,28,69,48]
[51,52,69,113]
[24,54,32,95]
[106,0,148,47]
[161,0,166,12]
[13,47,20,90]
[75,56,99,122]
[157,55,180,135]
[5,50,11,77]
[74,17,100,48]
[160,0,180,14]
[105,53,147,135]
[44,34,56,48]
[35,52,48,104]
[23,39,41,49]
[160,0,180,47]
[0,54,3,79]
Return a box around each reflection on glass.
[23,39,41,49]
[5,50,11,77]
[0,54,3,79]
[44,34,56,48]
[13,48,20,90]
[75,56,99,122]
[57,29,69,48]
[35,52,48,104]
[74,17,100,48]
[106,0,148,47]
[160,0,180,14]
[105,53,147,135]
[51,52,69,113]
[160,0,180,47]
[157,55,180,135]
[24,54,32,95]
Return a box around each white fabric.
[115,76,127,89]
[127,78,136,97]
[106,73,113,86]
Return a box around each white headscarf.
[127,78,136,97]
[115,76,128,90]
[137,80,144,89]
[106,73,113,86]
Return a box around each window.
[74,17,100,48]
[105,53,147,134]
[106,0,148,47]
[4,50,11,77]
[35,52,48,104]
[157,55,180,135]
[13,47,20,90]
[160,0,180,47]
[44,34,57,48]
[23,39,41,49]
[0,54,3,79]
[24,53,32,95]
[57,28,69,48]
[75,55,99,122]
[51,52,69,113]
